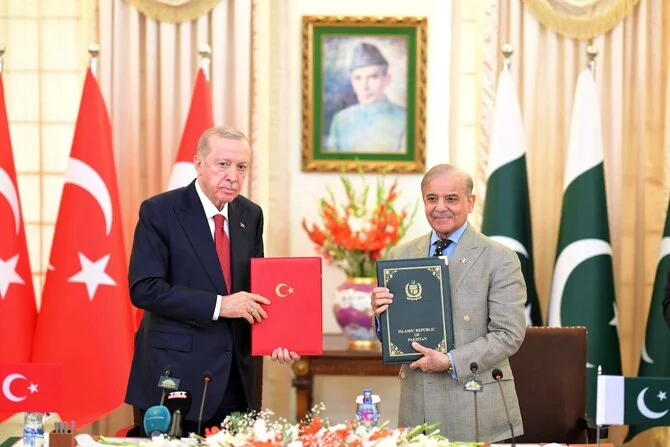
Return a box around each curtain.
[97,0,252,254]
[474,1,669,444]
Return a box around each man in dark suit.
[125,126,298,435]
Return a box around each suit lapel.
[175,182,227,294]
[449,224,484,291]
[227,200,249,293]
[407,233,431,258]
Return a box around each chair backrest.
[508,326,588,443]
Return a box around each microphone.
[143,405,171,438]
[164,390,192,438]
[469,362,480,442]
[157,365,180,406]
[491,368,516,446]
[197,371,213,436]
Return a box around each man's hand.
[271,347,300,365]
[370,286,393,317]
[409,342,451,373]
[219,291,270,324]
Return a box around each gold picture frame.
[301,16,427,173]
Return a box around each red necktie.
[214,214,232,291]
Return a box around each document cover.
[376,257,454,364]
[250,257,323,355]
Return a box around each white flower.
[348,216,365,233]
[252,418,273,442]
[286,442,304,447]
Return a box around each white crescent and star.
[65,158,113,235]
[68,253,116,300]
[2,373,27,402]
[275,283,294,298]
[548,239,614,327]
[0,254,25,300]
[637,387,669,419]
[641,238,670,365]
[0,168,21,234]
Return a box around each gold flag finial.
[502,43,513,71]
[586,42,598,76]
[88,42,101,77]
[0,43,5,74]
[198,44,212,82]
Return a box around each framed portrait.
[301,16,427,173]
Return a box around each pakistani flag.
[481,68,542,326]
[547,68,622,423]
[598,375,670,428]
[625,198,670,441]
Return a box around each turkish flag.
[31,69,134,427]
[0,72,37,363]
[0,69,38,423]
[166,68,213,191]
[0,364,62,413]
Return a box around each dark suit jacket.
[664,270,670,328]
[124,180,264,421]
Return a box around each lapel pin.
[240,222,245,228]
[459,258,468,264]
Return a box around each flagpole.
[501,43,513,72]
[0,43,5,73]
[198,44,211,82]
[88,42,100,78]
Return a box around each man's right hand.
[370,286,393,317]
[219,291,270,324]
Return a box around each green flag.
[547,68,622,423]
[481,68,542,326]
[598,375,670,427]
[625,199,670,441]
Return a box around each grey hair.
[197,126,249,157]
[420,164,474,196]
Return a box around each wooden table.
[291,334,398,421]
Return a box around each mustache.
[431,211,454,219]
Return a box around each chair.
[508,326,588,443]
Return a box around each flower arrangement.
[197,405,484,447]
[302,174,417,278]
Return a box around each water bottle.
[356,389,379,427]
[23,412,45,447]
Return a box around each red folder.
[250,257,323,355]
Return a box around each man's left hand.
[271,347,300,365]
[408,342,450,373]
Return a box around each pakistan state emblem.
[405,280,422,301]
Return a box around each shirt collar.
[430,221,469,247]
[195,179,229,220]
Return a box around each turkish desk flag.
[0,72,37,365]
[0,364,62,413]
[250,257,323,355]
[31,69,134,426]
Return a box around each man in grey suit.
[371,164,526,443]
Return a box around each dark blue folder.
[376,257,455,364]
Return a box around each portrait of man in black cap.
[323,39,407,153]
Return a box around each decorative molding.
[123,0,221,23]
[523,0,639,39]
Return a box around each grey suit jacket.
[390,224,526,442]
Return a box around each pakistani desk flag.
[625,198,670,441]
[547,68,622,422]
[598,375,670,427]
[481,67,541,326]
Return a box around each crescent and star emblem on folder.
[274,283,294,298]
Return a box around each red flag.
[0,70,38,423]
[132,68,213,328]
[166,68,213,190]
[0,364,62,413]
[31,69,134,427]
